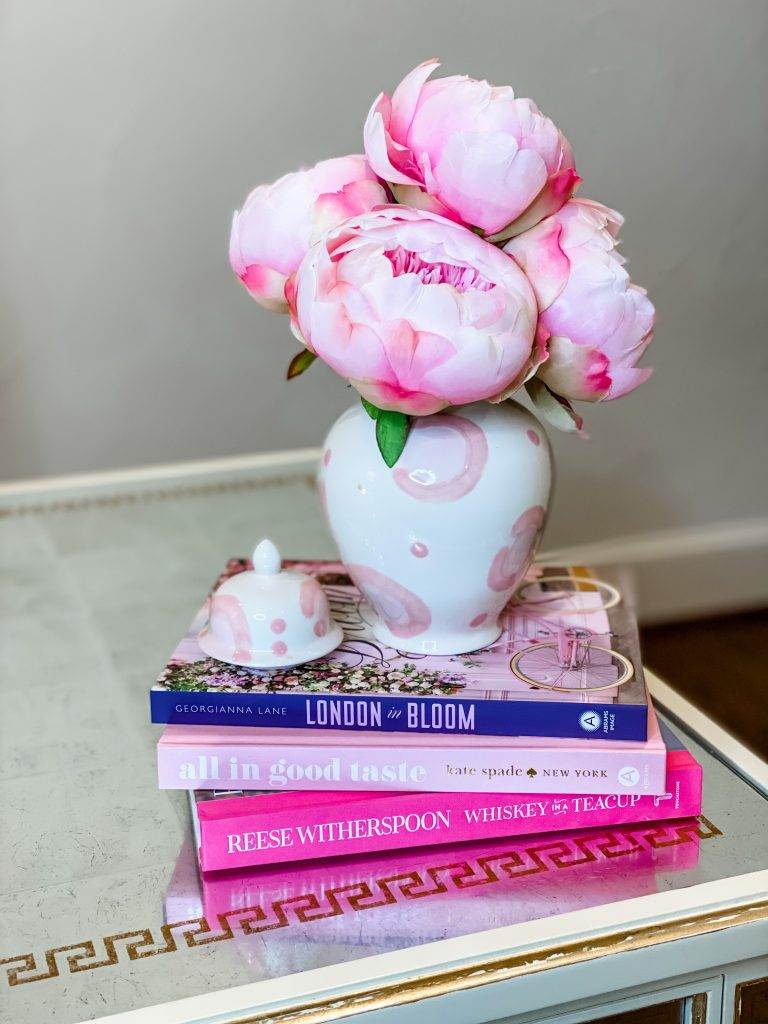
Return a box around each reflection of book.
[157,704,667,798]
[188,722,699,872]
[164,814,710,965]
[151,561,649,740]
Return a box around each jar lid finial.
[252,538,281,576]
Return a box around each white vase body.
[319,400,552,655]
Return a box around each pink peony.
[505,199,655,402]
[293,206,540,415]
[364,60,578,241]
[229,155,388,313]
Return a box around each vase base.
[371,620,503,657]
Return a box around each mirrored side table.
[1,454,766,1024]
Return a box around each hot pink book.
[158,704,668,797]
[189,722,699,872]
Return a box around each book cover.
[189,721,699,872]
[151,560,649,740]
[157,702,667,797]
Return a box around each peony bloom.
[229,155,388,313]
[364,60,578,241]
[293,206,540,415]
[505,199,655,402]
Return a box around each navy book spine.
[150,689,647,740]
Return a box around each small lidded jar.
[197,538,343,668]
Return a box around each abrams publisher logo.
[579,710,602,733]
[618,765,641,787]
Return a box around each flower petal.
[491,167,581,241]
[504,218,570,312]
[433,131,548,234]
[390,59,440,138]
[537,335,611,401]
[363,95,420,186]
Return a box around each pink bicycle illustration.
[508,576,634,692]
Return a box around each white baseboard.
[1,451,765,625]
[540,518,768,624]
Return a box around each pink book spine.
[194,750,701,872]
[157,737,667,796]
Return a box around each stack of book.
[151,560,702,874]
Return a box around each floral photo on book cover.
[154,561,647,710]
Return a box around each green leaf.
[375,410,411,467]
[286,350,317,380]
[525,378,586,435]
[360,397,380,420]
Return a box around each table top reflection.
[1,457,767,1024]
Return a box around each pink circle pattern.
[526,429,540,446]
[347,564,432,639]
[316,479,328,521]
[208,593,252,662]
[271,641,288,656]
[469,612,488,628]
[393,414,488,502]
[299,578,324,618]
[314,620,328,637]
[270,618,286,634]
[487,505,546,593]
[410,541,429,558]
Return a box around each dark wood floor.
[641,608,768,758]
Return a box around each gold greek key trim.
[0,472,317,518]
[0,818,721,996]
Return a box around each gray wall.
[1,0,767,548]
